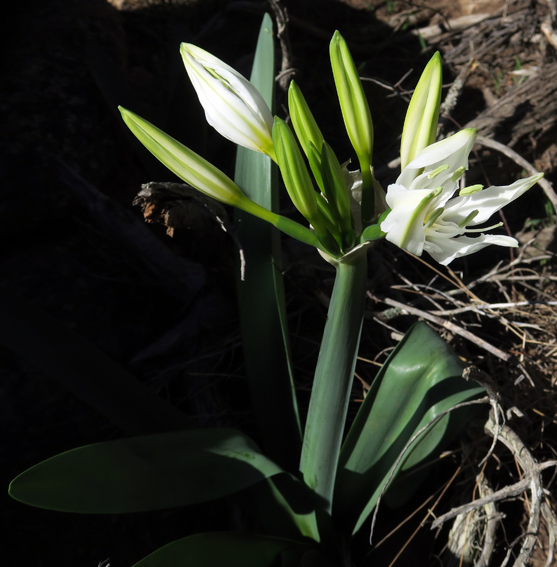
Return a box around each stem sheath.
[299,254,367,513]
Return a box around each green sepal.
[307,142,325,193]
[272,118,320,226]
[321,141,354,237]
[360,222,385,242]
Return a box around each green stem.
[239,199,328,252]
[299,253,367,513]
[359,156,374,225]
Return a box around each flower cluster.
[381,129,543,265]
[120,33,543,266]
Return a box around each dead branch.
[268,0,296,92]
[368,292,514,362]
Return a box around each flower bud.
[180,43,276,159]
[120,107,247,207]
[288,81,324,157]
[400,52,442,170]
[329,31,374,164]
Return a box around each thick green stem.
[299,253,367,513]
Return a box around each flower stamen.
[459,184,483,196]
[427,164,450,179]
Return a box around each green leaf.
[334,322,483,535]
[9,429,283,513]
[131,533,308,567]
[235,14,301,474]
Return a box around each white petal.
[382,184,434,255]
[398,129,476,189]
[424,233,518,265]
[443,173,543,227]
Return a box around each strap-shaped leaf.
[235,14,301,473]
[131,533,308,567]
[9,429,283,513]
[334,322,483,535]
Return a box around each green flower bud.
[288,81,324,158]
[329,31,374,164]
[120,107,247,207]
[400,52,443,170]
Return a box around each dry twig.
[268,0,296,92]
[368,292,514,362]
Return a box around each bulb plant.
[9,14,543,567]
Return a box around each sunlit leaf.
[335,322,483,535]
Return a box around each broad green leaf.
[235,14,301,474]
[9,429,283,513]
[131,533,308,567]
[334,322,483,535]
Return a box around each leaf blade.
[9,429,283,513]
[235,14,302,473]
[335,322,483,534]
[131,532,308,567]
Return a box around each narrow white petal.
[443,173,543,226]
[407,129,476,170]
[425,233,518,265]
[398,129,476,188]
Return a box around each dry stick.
[462,366,502,468]
[268,0,296,92]
[368,292,514,362]
[427,300,557,317]
[432,478,532,530]
[541,501,557,567]
[432,462,557,529]
[484,416,545,567]
[475,136,557,210]
[411,13,495,41]
[476,472,499,567]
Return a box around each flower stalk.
[299,253,367,512]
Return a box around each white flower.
[381,129,543,265]
[180,43,275,159]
